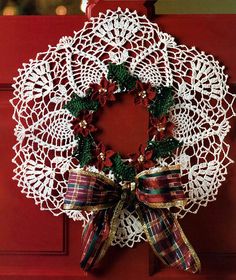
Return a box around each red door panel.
[0,12,235,279]
[0,16,86,84]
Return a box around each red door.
[0,2,236,279]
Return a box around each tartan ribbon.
[64,165,201,273]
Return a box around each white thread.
[11,8,235,248]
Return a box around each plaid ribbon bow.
[64,165,201,273]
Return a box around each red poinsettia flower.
[149,116,175,141]
[133,80,156,107]
[129,145,155,172]
[95,143,115,171]
[90,76,117,106]
[71,111,97,137]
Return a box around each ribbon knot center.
[121,182,136,203]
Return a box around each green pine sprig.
[149,87,174,118]
[148,137,182,159]
[107,63,137,91]
[64,93,99,117]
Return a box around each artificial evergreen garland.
[73,136,94,167]
[64,94,99,117]
[107,63,137,91]
[64,63,182,182]
[148,137,182,159]
[110,154,136,182]
[149,87,174,118]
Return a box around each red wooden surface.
[96,93,149,155]
[0,3,236,279]
[87,0,156,19]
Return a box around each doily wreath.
[11,8,235,252]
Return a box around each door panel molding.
[0,215,68,256]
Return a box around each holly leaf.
[73,136,94,167]
[148,137,182,159]
[107,63,137,91]
[64,94,99,117]
[110,154,136,182]
[149,87,174,118]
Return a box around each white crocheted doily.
[11,8,235,248]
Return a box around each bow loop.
[136,165,187,208]
[64,170,121,211]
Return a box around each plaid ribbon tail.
[80,208,112,271]
[137,204,201,274]
[80,200,125,271]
